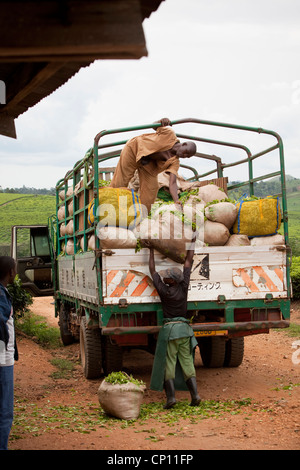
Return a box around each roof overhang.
[0,0,164,138]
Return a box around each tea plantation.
[0,193,55,255]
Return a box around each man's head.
[0,256,17,286]
[159,267,184,286]
[174,141,197,159]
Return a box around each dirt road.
[9,297,300,451]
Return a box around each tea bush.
[291,256,300,300]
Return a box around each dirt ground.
[8,297,300,451]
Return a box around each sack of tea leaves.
[79,234,96,251]
[59,186,73,201]
[196,184,228,204]
[98,372,145,420]
[205,201,237,229]
[57,205,65,221]
[135,203,204,263]
[250,234,285,246]
[233,197,281,237]
[60,223,67,237]
[61,239,74,255]
[204,220,230,246]
[66,220,74,235]
[225,234,250,246]
[88,187,142,229]
[97,226,137,249]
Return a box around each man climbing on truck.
[148,244,201,409]
[110,118,197,213]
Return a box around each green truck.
[11,118,291,379]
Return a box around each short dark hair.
[187,141,197,155]
[0,256,16,280]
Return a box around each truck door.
[11,225,54,296]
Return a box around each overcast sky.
[0,0,299,189]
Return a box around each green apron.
[150,317,198,391]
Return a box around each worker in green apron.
[148,246,200,409]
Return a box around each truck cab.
[11,224,54,297]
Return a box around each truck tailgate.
[102,245,288,304]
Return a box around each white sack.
[250,234,285,246]
[204,220,230,246]
[97,227,137,249]
[60,223,67,236]
[225,234,250,246]
[98,380,145,420]
[57,206,65,221]
[66,220,74,235]
[205,202,237,229]
[197,184,227,204]
[68,200,74,216]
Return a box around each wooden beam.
[0,113,16,138]
[0,1,148,62]
[2,63,66,113]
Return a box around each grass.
[285,191,300,256]
[15,312,61,349]
[275,322,300,339]
[50,358,75,379]
[285,323,300,338]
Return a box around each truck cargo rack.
[52,117,290,330]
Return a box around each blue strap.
[237,199,244,234]
[276,197,280,232]
[238,193,248,203]
[131,189,137,228]
[136,193,142,222]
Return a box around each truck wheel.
[59,303,75,346]
[102,337,123,375]
[224,337,244,367]
[198,337,226,368]
[80,317,102,379]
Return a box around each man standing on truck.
[110,118,197,213]
[0,256,17,450]
[148,245,201,409]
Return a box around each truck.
[11,117,291,379]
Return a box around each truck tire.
[224,337,244,367]
[102,337,123,375]
[80,317,102,379]
[59,303,75,346]
[198,336,226,368]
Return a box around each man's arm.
[184,234,196,269]
[148,247,156,278]
[169,173,182,207]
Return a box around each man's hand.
[153,118,171,129]
[174,200,183,211]
[160,118,171,127]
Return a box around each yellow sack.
[88,187,142,229]
[233,197,281,237]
